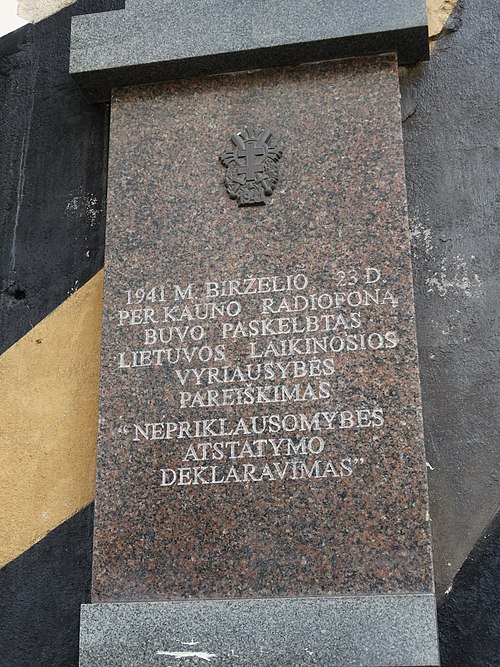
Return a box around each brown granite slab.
[92,54,434,603]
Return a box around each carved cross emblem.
[219,125,282,206]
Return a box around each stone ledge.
[80,594,440,666]
[69,0,429,101]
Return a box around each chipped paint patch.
[410,217,435,257]
[427,0,459,41]
[66,191,101,226]
[425,255,482,297]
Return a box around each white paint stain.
[410,219,434,256]
[157,651,217,662]
[425,255,481,297]
[181,641,199,647]
[66,192,101,225]
[426,461,435,471]
[443,582,453,597]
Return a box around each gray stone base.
[79,594,440,666]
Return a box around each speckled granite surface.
[69,0,429,101]
[92,55,435,605]
[79,595,440,666]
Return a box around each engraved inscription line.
[111,267,399,488]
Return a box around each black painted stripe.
[0,505,94,667]
[437,510,500,665]
[0,0,123,356]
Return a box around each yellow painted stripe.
[427,0,458,42]
[0,270,104,568]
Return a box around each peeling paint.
[426,0,459,41]
[425,255,482,297]
[410,217,435,257]
[66,192,102,226]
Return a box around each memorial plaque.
[81,54,439,666]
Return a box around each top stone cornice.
[70,0,429,102]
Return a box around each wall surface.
[0,0,498,664]
[0,3,119,665]
[402,0,500,597]
[17,0,77,23]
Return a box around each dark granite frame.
[69,0,429,101]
